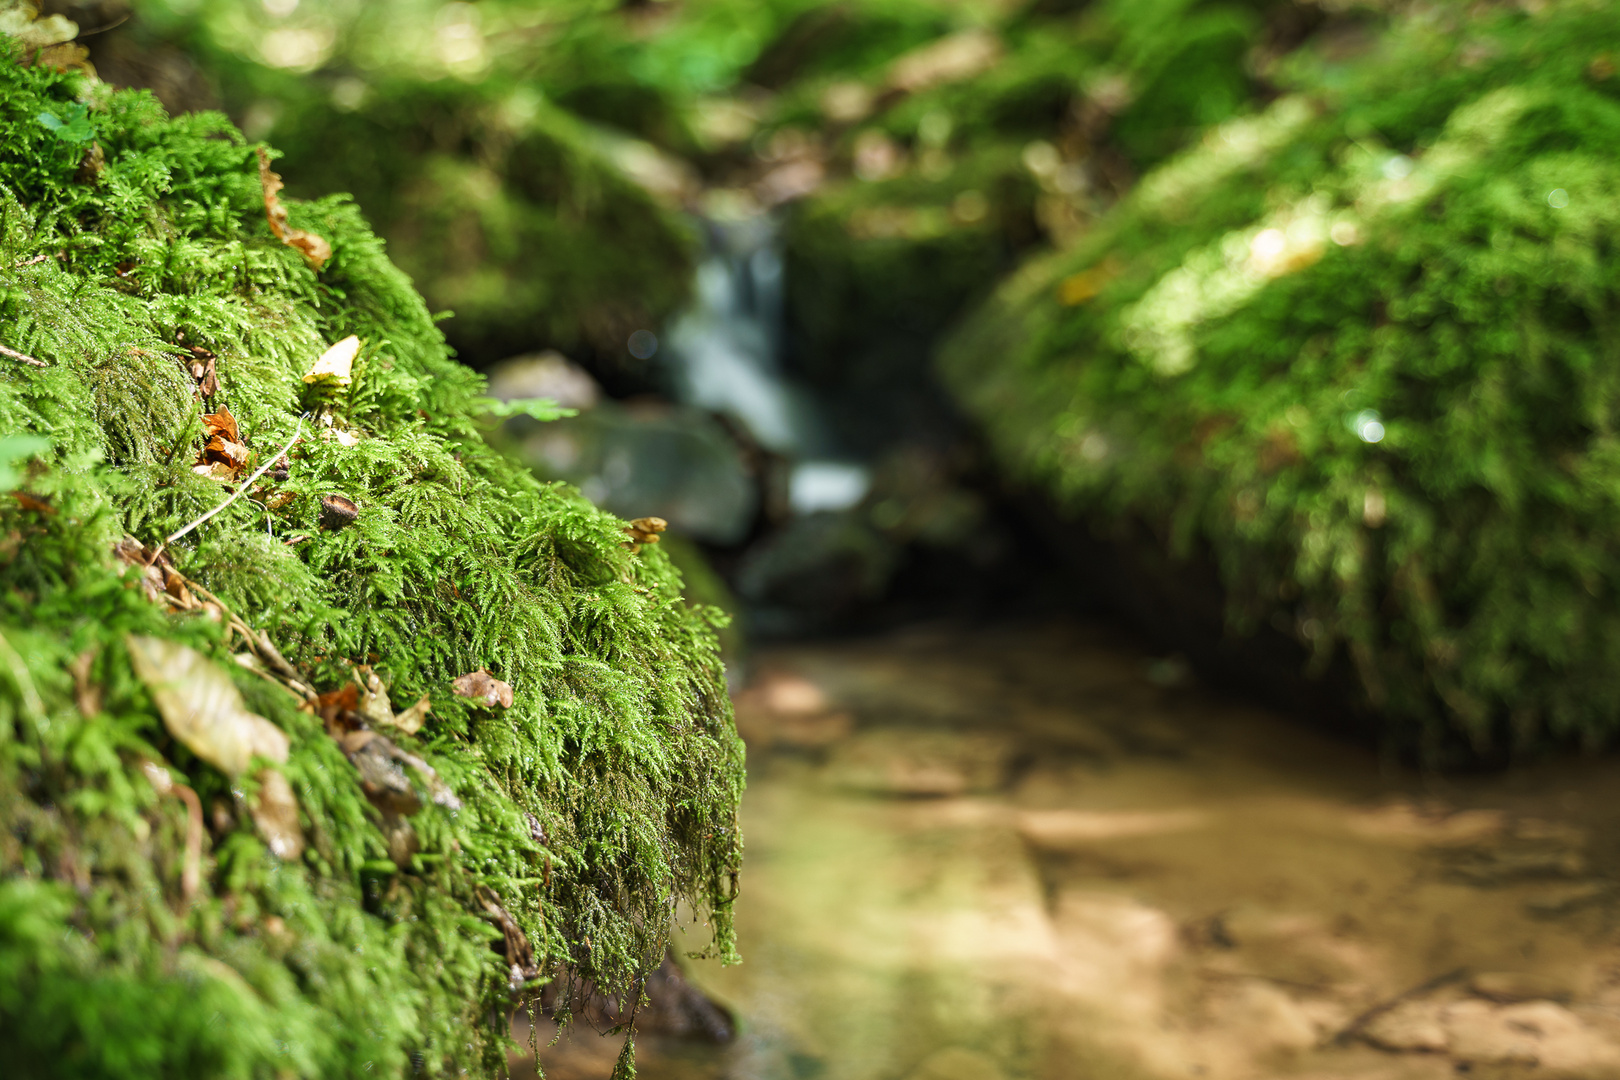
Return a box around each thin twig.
[0,342,45,367]
[13,253,47,267]
[1333,967,1468,1045]
[166,414,305,545]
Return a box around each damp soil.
[519,621,1620,1080]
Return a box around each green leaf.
[36,104,94,144]
[474,396,577,422]
[0,434,48,489]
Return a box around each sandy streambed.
[526,622,1620,1080]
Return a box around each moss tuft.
[0,38,742,1079]
[941,0,1620,760]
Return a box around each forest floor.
[518,621,1620,1080]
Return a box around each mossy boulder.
[941,0,1620,759]
[772,0,1322,453]
[107,0,704,373]
[0,31,742,1080]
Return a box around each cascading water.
[663,215,871,516]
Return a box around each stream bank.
[525,620,1620,1080]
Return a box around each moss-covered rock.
[0,27,742,1079]
[105,0,705,372]
[941,0,1620,759]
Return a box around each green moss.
[0,41,742,1080]
[941,0,1620,759]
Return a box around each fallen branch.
[165,414,305,545]
[12,253,47,267]
[0,342,45,367]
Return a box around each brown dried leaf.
[387,694,432,736]
[255,147,332,270]
[318,494,359,531]
[192,461,235,482]
[126,635,290,777]
[355,665,393,728]
[342,729,422,815]
[450,669,513,709]
[625,515,667,546]
[9,491,54,514]
[114,537,167,602]
[249,768,305,861]
[202,406,240,444]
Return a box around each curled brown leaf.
[450,669,513,709]
[255,147,333,271]
[625,515,667,548]
[318,494,359,531]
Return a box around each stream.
[518,621,1620,1080]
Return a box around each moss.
[119,0,703,370]
[0,36,742,1080]
[941,0,1620,760]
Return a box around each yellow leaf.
[302,335,361,386]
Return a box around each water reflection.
[526,622,1620,1080]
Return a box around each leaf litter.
[255,146,333,270]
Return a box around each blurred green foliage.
[943,0,1620,760]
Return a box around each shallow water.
[527,622,1620,1080]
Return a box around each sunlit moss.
[942,0,1620,759]
[0,43,742,1079]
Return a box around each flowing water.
[522,621,1620,1080]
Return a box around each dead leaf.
[302,335,360,387]
[202,407,240,444]
[249,768,305,861]
[127,635,290,777]
[255,147,333,270]
[318,494,359,530]
[9,491,54,514]
[451,669,513,709]
[114,537,167,603]
[476,884,540,990]
[195,407,253,481]
[190,354,219,398]
[625,516,667,547]
[114,538,195,609]
[387,694,432,735]
[355,665,393,728]
[341,729,422,815]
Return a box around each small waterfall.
[664,216,870,515]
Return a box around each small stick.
[0,342,45,367]
[165,414,305,545]
[13,253,47,267]
[1333,967,1468,1045]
